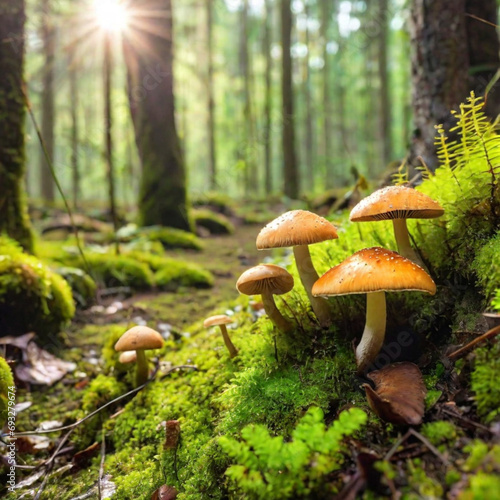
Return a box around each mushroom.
[236,264,294,333]
[115,325,164,386]
[204,315,238,358]
[349,185,444,268]
[118,351,137,364]
[256,210,338,327]
[312,247,436,373]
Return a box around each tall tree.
[409,0,468,170]
[281,0,299,198]
[303,0,314,192]
[263,0,273,194]
[206,0,217,189]
[123,0,190,231]
[0,0,33,251]
[40,0,56,201]
[68,51,79,209]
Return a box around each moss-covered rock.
[55,267,97,308]
[0,356,14,428]
[0,237,75,338]
[192,191,235,216]
[193,209,235,235]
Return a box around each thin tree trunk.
[263,0,273,194]
[206,0,217,189]
[40,0,55,201]
[304,0,314,192]
[123,0,190,231]
[0,0,33,251]
[281,0,299,198]
[69,52,79,210]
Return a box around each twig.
[408,429,450,466]
[384,430,411,461]
[447,325,500,361]
[441,406,493,434]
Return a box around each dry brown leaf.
[151,485,178,500]
[363,362,426,426]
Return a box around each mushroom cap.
[118,351,137,364]
[256,210,338,249]
[236,264,294,296]
[114,325,164,352]
[203,315,232,328]
[349,186,444,222]
[312,247,436,297]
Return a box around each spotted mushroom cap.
[236,264,294,296]
[349,185,444,222]
[114,325,164,352]
[312,247,436,297]
[256,210,338,249]
[203,315,233,328]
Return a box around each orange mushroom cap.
[312,247,436,297]
[349,186,444,222]
[256,210,338,249]
[115,325,164,352]
[203,315,232,328]
[236,264,294,296]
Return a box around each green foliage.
[219,407,367,499]
[472,232,500,300]
[0,356,14,428]
[460,473,500,500]
[0,236,75,338]
[491,289,500,312]
[193,208,235,235]
[421,420,459,446]
[471,341,500,422]
[55,266,96,308]
[406,458,444,498]
[81,374,127,414]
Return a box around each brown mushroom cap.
[256,210,338,249]
[203,315,233,328]
[119,351,137,364]
[312,247,436,297]
[349,186,444,222]
[236,264,294,296]
[115,325,164,352]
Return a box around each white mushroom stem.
[356,292,387,373]
[293,244,332,327]
[135,349,149,386]
[392,219,426,269]
[262,291,294,334]
[218,324,238,359]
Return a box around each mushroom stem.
[356,292,387,373]
[262,291,294,333]
[392,219,426,269]
[135,349,149,386]
[219,324,238,358]
[293,244,332,327]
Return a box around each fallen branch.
[447,325,500,361]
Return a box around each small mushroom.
[350,185,444,268]
[203,315,238,358]
[312,247,436,373]
[118,351,137,364]
[115,325,164,386]
[256,210,338,327]
[363,362,426,425]
[236,264,294,333]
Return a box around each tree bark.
[123,0,190,231]
[0,0,33,251]
[281,0,299,198]
[263,0,273,194]
[304,0,314,192]
[68,51,79,210]
[206,0,217,189]
[40,0,55,202]
[409,0,468,170]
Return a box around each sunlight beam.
[94,0,129,33]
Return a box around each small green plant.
[490,288,500,312]
[421,420,459,446]
[219,407,367,499]
[0,357,15,428]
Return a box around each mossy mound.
[0,356,14,428]
[193,209,235,235]
[55,267,97,308]
[192,191,235,216]
[0,237,75,338]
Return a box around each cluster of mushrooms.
[111,185,444,424]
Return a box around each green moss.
[0,236,75,338]
[192,191,235,215]
[471,342,500,422]
[406,458,444,498]
[137,225,203,251]
[193,208,235,235]
[55,266,97,308]
[461,473,500,500]
[472,232,500,300]
[0,356,14,427]
[421,420,459,446]
[81,374,127,414]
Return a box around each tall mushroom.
[312,247,436,373]
[204,315,238,358]
[115,325,164,386]
[256,210,338,327]
[236,264,294,333]
[349,185,443,268]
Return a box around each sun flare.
[94,0,129,33]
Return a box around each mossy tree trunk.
[123,0,190,231]
[0,0,33,252]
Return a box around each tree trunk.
[0,0,33,251]
[206,0,217,190]
[465,0,500,119]
[123,0,190,231]
[409,0,468,171]
[40,0,55,202]
[377,0,392,166]
[304,0,314,192]
[263,0,273,194]
[281,0,299,198]
[68,52,79,210]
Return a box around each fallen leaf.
[0,332,35,350]
[164,420,180,450]
[100,474,117,499]
[151,485,178,500]
[363,362,426,426]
